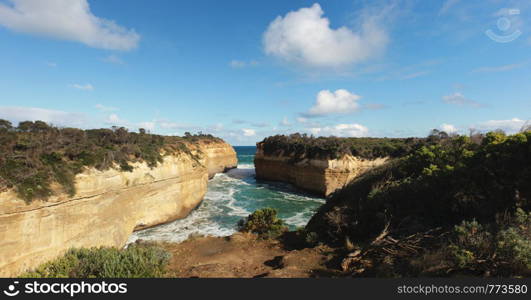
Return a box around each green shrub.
[496,228,531,272]
[496,209,531,272]
[238,208,287,239]
[447,220,492,268]
[447,245,476,269]
[21,244,171,278]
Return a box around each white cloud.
[0,0,140,50]
[106,113,121,123]
[71,83,94,91]
[105,113,127,126]
[296,117,308,123]
[242,128,256,137]
[263,3,388,68]
[211,123,224,131]
[229,60,258,68]
[0,106,86,127]
[45,61,57,67]
[138,121,155,131]
[473,118,528,133]
[95,104,118,112]
[309,123,368,137]
[307,89,361,116]
[280,117,291,126]
[440,123,458,133]
[442,92,481,107]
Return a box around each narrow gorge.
[0,140,237,276]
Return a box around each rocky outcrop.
[0,141,237,277]
[254,144,388,197]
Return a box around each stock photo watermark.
[486,8,522,43]
[2,280,127,298]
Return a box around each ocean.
[128,146,325,243]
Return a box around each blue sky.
[0,0,530,145]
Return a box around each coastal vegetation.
[259,133,429,160]
[305,129,531,276]
[21,244,171,278]
[238,208,288,239]
[0,119,221,202]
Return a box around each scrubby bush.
[259,133,427,161]
[238,208,287,239]
[495,209,531,273]
[22,244,171,278]
[437,209,530,276]
[447,220,492,269]
[0,120,223,202]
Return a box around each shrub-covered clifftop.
[255,132,453,197]
[305,130,531,276]
[258,133,429,160]
[0,119,223,202]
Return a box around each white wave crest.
[283,211,312,228]
[127,206,236,244]
[237,163,255,169]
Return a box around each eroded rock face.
[254,143,388,197]
[0,141,237,276]
[197,141,238,178]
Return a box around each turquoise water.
[128,146,325,243]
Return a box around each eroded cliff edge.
[0,141,237,276]
[254,142,387,197]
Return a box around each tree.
[0,119,12,130]
[238,208,287,239]
[32,120,51,132]
[17,121,34,132]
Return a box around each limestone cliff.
[254,143,387,197]
[0,141,237,277]
[196,141,238,178]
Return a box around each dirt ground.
[158,233,342,278]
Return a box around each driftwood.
[341,225,445,274]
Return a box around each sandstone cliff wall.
[254,144,387,197]
[197,141,238,178]
[0,141,237,276]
